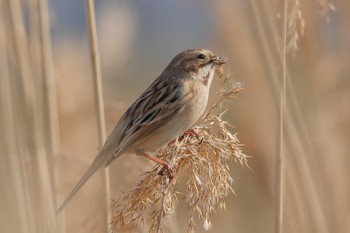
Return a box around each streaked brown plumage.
[57,48,227,213]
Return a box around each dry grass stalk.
[38,0,60,157]
[286,0,335,54]
[317,0,336,22]
[111,74,247,233]
[275,1,288,233]
[286,0,305,54]
[85,1,111,232]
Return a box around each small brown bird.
[57,48,227,213]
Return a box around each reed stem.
[275,0,288,232]
[84,1,111,232]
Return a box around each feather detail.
[112,80,185,156]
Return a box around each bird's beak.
[212,56,228,66]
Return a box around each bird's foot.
[158,164,174,181]
[182,128,199,140]
[137,151,174,181]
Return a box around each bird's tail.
[57,154,108,214]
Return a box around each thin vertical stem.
[85,1,111,232]
[275,0,288,233]
[251,1,329,231]
[37,0,63,232]
[7,0,37,232]
[0,3,34,232]
[8,0,59,231]
[38,0,60,159]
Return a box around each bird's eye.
[197,54,206,60]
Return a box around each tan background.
[0,0,349,233]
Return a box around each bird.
[57,48,227,213]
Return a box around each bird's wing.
[106,79,186,164]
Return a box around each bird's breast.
[181,80,210,125]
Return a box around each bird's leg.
[168,128,200,145]
[137,151,174,180]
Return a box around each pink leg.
[137,151,174,180]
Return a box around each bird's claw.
[158,164,174,181]
[183,128,199,139]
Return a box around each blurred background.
[1,0,349,232]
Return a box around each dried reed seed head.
[215,65,224,78]
[111,74,247,233]
[286,0,305,54]
[285,0,335,55]
[317,0,336,22]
